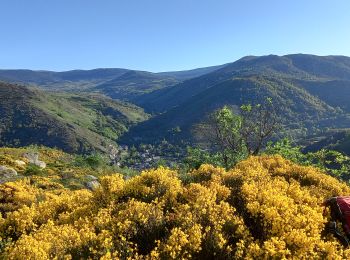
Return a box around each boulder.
[14,160,26,166]
[0,166,17,178]
[85,180,100,191]
[22,152,46,169]
[86,175,98,181]
[35,161,46,169]
[23,152,39,162]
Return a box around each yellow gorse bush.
[1,155,350,259]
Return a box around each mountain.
[0,68,129,91]
[0,82,149,153]
[303,130,350,155]
[157,64,226,80]
[0,65,224,96]
[134,54,350,113]
[90,66,226,100]
[2,54,350,148]
[93,70,179,100]
[123,54,350,145]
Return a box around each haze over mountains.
[1,54,350,153]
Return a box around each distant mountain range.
[1,54,350,153]
[0,64,224,97]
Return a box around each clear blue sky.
[1,0,349,72]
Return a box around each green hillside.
[0,82,149,153]
[304,130,350,155]
[122,55,350,146]
[2,54,350,150]
[93,70,179,100]
[122,75,350,144]
[294,79,350,112]
[134,54,350,113]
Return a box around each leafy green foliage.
[73,154,106,169]
[304,130,350,156]
[265,138,350,181]
[190,99,278,169]
[24,164,43,176]
[183,147,224,170]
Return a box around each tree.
[265,138,350,180]
[209,106,247,167]
[194,97,279,168]
[240,97,279,155]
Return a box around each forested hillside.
[0,82,148,153]
[123,55,350,145]
[123,77,350,145]
[1,54,350,151]
[304,130,350,155]
[93,71,179,100]
[135,54,350,113]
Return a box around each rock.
[22,152,46,168]
[35,161,46,169]
[123,175,131,180]
[23,152,39,162]
[85,180,100,191]
[86,175,98,181]
[0,165,17,178]
[14,160,26,166]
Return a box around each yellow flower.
[1,154,350,259]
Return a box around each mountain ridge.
[1,54,350,149]
[121,54,350,145]
[134,54,350,113]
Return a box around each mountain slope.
[304,130,350,155]
[0,82,149,153]
[122,75,347,144]
[157,64,226,80]
[93,70,179,100]
[2,54,350,148]
[293,79,350,112]
[135,54,350,113]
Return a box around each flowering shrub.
[1,154,350,259]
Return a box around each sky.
[0,0,349,72]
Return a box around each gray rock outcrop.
[85,180,101,191]
[23,152,46,168]
[0,166,18,183]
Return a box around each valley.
[1,54,350,157]
[3,1,350,258]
